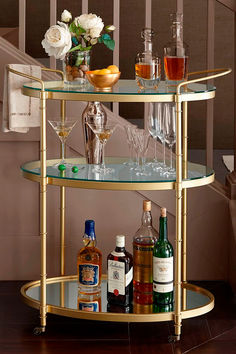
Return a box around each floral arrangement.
[42,10,115,60]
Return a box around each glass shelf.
[22,275,214,322]
[22,80,216,103]
[21,157,214,191]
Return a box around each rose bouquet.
[42,10,115,84]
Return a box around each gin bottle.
[153,208,174,305]
[133,200,158,305]
[77,220,102,293]
[164,13,189,86]
[107,235,133,306]
[135,28,161,89]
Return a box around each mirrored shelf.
[22,80,216,103]
[21,157,214,191]
[21,275,214,323]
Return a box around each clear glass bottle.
[153,207,174,305]
[77,220,102,293]
[107,235,133,306]
[133,200,158,305]
[135,28,161,89]
[164,13,189,86]
[82,102,107,164]
[77,288,101,312]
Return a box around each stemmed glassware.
[48,119,78,168]
[133,129,150,176]
[163,103,176,176]
[86,122,117,174]
[123,124,137,166]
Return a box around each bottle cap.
[116,235,125,248]
[160,207,167,217]
[84,220,95,240]
[143,200,151,211]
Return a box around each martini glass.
[86,122,117,174]
[48,119,77,168]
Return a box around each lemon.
[92,70,101,74]
[97,68,112,75]
[107,65,119,73]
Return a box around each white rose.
[90,38,98,45]
[89,27,102,39]
[105,25,116,32]
[75,13,104,32]
[61,9,72,23]
[41,22,72,60]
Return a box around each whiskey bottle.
[133,200,158,305]
[77,220,102,293]
[135,28,161,89]
[153,208,174,305]
[164,13,189,86]
[107,235,133,306]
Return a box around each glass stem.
[170,145,173,169]
[61,142,65,162]
[101,142,106,169]
[154,139,158,162]
[163,140,166,167]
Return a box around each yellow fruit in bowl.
[107,65,120,73]
[96,68,112,75]
[92,70,101,74]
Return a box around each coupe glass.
[163,103,176,176]
[86,122,117,174]
[48,119,77,168]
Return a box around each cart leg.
[182,101,188,310]
[35,91,47,334]
[170,95,183,342]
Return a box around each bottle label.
[153,256,173,293]
[108,260,125,296]
[79,264,99,287]
[111,250,126,257]
[133,243,154,283]
[78,301,99,312]
[126,267,133,286]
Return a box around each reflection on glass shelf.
[21,158,214,184]
[23,80,216,96]
[26,279,210,315]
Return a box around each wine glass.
[86,122,117,174]
[147,102,163,170]
[163,103,176,176]
[48,119,78,168]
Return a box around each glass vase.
[63,50,91,86]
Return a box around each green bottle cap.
[72,166,78,173]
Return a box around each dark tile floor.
[0,281,235,354]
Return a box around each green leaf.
[98,37,103,43]
[68,44,82,53]
[69,21,85,37]
[80,46,92,51]
[103,39,115,51]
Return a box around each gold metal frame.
[20,275,214,323]
[13,66,231,337]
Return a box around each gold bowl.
[86,71,121,92]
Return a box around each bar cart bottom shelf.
[21,275,214,323]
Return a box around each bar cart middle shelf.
[16,69,231,339]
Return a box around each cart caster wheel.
[33,326,45,335]
[168,334,180,343]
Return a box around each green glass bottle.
[153,207,174,305]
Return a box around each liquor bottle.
[107,235,133,306]
[77,220,102,293]
[135,28,161,89]
[107,303,132,314]
[153,207,174,305]
[133,200,158,305]
[164,13,189,86]
[77,288,101,312]
[133,301,153,314]
[153,302,173,313]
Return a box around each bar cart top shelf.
[21,157,214,191]
[22,79,216,102]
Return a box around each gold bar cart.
[10,66,231,341]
